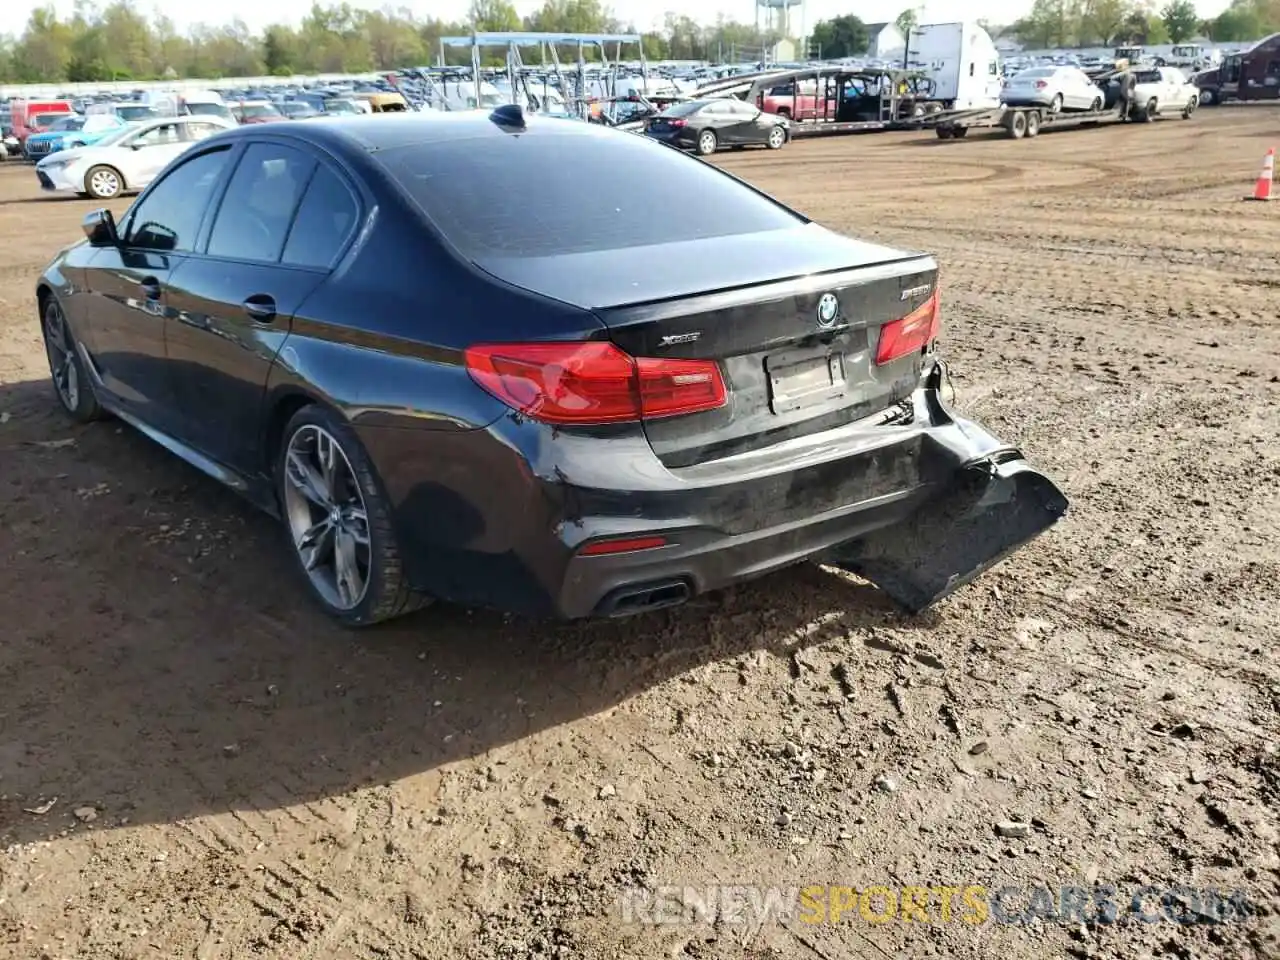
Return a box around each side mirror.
[82,209,118,247]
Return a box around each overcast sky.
[1,0,1231,39]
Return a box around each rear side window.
[207,143,314,262]
[378,130,801,259]
[282,165,359,269]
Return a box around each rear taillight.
[667,118,686,127]
[1035,80,1048,89]
[874,290,941,365]
[464,341,726,425]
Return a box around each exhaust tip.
[595,579,692,618]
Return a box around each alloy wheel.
[89,168,120,198]
[42,300,80,412]
[283,424,372,611]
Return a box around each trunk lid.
[472,224,938,469]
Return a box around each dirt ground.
[1,109,1279,960]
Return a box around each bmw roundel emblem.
[816,293,840,328]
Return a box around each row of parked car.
[2,87,402,166]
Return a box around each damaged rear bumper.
[555,362,1069,618]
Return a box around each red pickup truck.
[10,99,75,145]
[759,80,835,120]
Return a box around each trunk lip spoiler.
[595,254,939,322]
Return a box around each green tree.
[1211,4,1264,41]
[468,0,521,31]
[1083,0,1134,45]
[810,15,869,58]
[895,8,919,37]
[1161,0,1199,40]
[12,6,74,81]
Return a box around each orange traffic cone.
[1246,148,1274,201]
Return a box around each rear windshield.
[377,130,801,259]
[1134,70,1162,82]
[659,101,705,117]
[117,105,156,121]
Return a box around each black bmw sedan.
[645,98,790,155]
[37,106,1068,626]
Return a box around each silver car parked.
[1002,66,1105,113]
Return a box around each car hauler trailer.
[924,103,1121,139]
[924,65,1133,139]
[694,65,940,137]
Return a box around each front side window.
[206,143,314,262]
[131,122,183,148]
[124,147,232,251]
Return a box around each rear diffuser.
[829,452,1069,614]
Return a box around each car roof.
[198,110,627,154]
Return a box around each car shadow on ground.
[0,377,943,844]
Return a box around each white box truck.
[908,22,1003,110]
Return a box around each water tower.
[756,0,803,37]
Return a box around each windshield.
[33,113,70,128]
[49,116,85,132]
[324,99,360,114]
[93,124,144,147]
[281,102,317,116]
[1134,70,1162,82]
[1016,68,1055,79]
[187,102,233,120]
[117,104,157,121]
[238,103,281,119]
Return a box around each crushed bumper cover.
[824,363,1069,612]
[562,361,1069,618]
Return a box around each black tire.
[41,295,104,423]
[695,129,718,156]
[766,125,786,149]
[275,404,431,627]
[1200,88,1216,106]
[1182,96,1197,119]
[953,126,969,138]
[1025,111,1041,137]
[936,126,953,139]
[1091,97,1103,112]
[1048,93,1063,114]
[84,164,124,200]
[1007,111,1028,139]
[1136,99,1156,122]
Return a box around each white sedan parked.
[35,115,237,200]
[1002,66,1105,113]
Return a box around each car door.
[120,119,193,189]
[82,145,235,425]
[734,100,774,144]
[1061,69,1085,108]
[164,141,360,474]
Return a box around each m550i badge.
[901,283,933,301]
